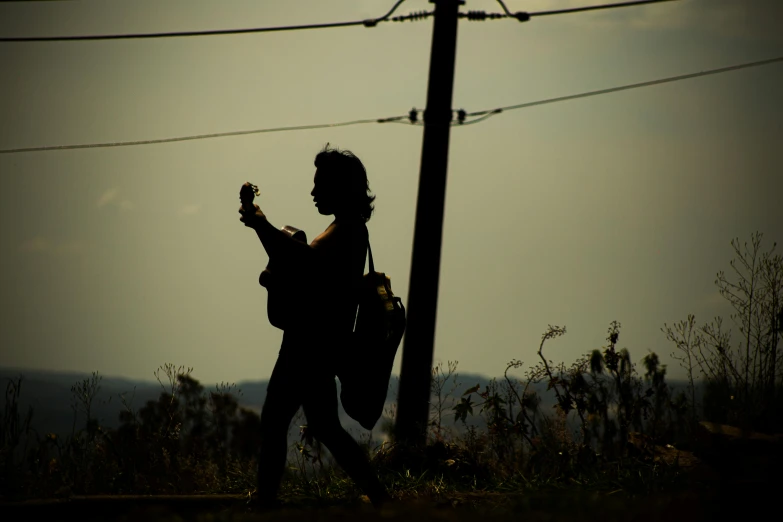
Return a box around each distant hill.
[0,367,498,440]
[0,367,701,443]
[0,368,164,440]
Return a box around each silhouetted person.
[238,144,391,509]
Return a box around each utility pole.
[395,0,463,447]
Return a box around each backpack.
[337,237,406,431]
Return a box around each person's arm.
[253,213,314,259]
[239,202,324,264]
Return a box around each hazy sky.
[1,0,781,385]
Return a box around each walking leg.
[257,352,302,504]
[303,374,392,507]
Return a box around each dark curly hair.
[314,143,376,222]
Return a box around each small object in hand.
[239,182,260,207]
[239,182,260,227]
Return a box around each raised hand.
[239,182,260,210]
[239,182,265,229]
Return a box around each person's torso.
[306,218,368,334]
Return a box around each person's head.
[311,143,375,221]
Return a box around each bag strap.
[367,232,375,274]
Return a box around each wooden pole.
[395,0,463,447]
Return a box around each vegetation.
[663,231,783,432]
[1,231,781,511]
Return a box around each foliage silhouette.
[1,231,780,506]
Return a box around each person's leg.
[257,348,303,504]
[302,371,391,507]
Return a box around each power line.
[454,55,783,125]
[410,54,783,126]
[1,55,780,155]
[492,0,680,22]
[0,0,681,42]
[0,116,408,154]
[532,0,679,17]
[0,0,408,42]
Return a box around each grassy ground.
[3,317,781,520]
[3,484,774,522]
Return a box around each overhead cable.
[452,55,783,126]
[530,0,679,18]
[0,116,407,154]
[0,0,407,42]
[480,0,680,22]
[1,55,780,154]
[1,0,682,41]
[413,54,783,126]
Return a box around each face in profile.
[311,168,341,216]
